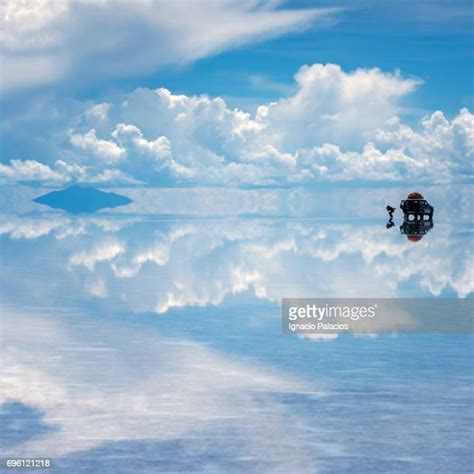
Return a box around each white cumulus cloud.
[1,63,472,186]
[0,159,67,184]
[70,129,126,163]
[257,63,421,150]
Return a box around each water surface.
[1,185,473,473]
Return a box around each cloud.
[1,199,472,317]
[0,0,336,93]
[1,63,472,186]
[0,307,321,467]
[0,214,68,239]
[69,237,124,271]
[69,130,126,163]
[256,63,421,150]
[67,219,474,304]
[375,108,474,176]
[0,159,67,184]
[0,159,141,186]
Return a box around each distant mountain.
[33,185,132,213]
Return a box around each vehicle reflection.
[400,218,434,242]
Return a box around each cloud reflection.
[1,307,322,471]
[0,212,472,317]
[1,185,472,471]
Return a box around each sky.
[0,0,472,187]
[0,3,473,465]
[83,0,474,114]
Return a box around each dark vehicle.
[400,192,433,221]
[400,218,433,242]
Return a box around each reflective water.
[1,185,473,473]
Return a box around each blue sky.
[0,0,472,187]
[82,0,474,116]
